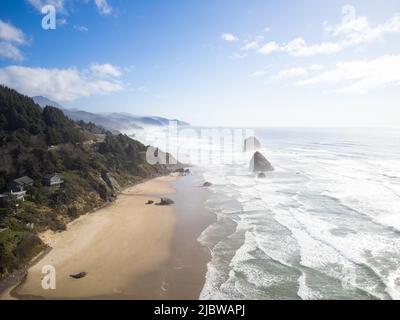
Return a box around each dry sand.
[3,173,214,300]
[10,175,180,299]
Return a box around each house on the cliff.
[8,176,34,192]
[43,173,64,187]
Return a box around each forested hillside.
[0,85,171,280]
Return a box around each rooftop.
[12,176,34,185]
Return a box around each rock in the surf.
[250,151,274,172]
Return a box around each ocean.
[131,126,400,300]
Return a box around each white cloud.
[222,33,239,42]
[310,64,324,71]
[274,67,308,80]
[283,38,343,57]
[296,55,400,94]
[258,41,279,55]
[57,18,67,26]
[74,25,89,32]
[0,65,124,101]
[272,64,325,81]
[28,0,115,16]
[0,20,26,44]
[27,0,66,13]
[324,5,400,46]
[229,53,247,60]
[242,41,259,51]
[95,0,113,15]
[251,70,269,77]
[250,66,272,77]
[241,36,264,50]
[258,38,343,57]
[0,20,27,61]
[253,6,400,57]
[90,63,122,77]
[0,43,24,61]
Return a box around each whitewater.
[132,126,400,300]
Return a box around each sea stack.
[250,151,274,172]
[243,136,261,152]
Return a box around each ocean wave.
[198,128,400,300]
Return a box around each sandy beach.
[2,173,214,300]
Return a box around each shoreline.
[1,171,214,300]
[125,171,216,299]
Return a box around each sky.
[0,0,400,127]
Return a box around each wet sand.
[129,172,215,299]
[5,173,214,300]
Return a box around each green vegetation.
[0,85,169,280]
[0,228,45,277]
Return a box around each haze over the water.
[0,0,400,127]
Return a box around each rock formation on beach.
[157,198,175,206]
[250,151,274,172]
[243,136,261,152]
[70,272,87,279]
[174,168,191,176]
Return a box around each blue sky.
[0,0,400,126]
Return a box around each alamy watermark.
[145,121,258,166]
[41,5,57,30]
[41,265,56,290]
